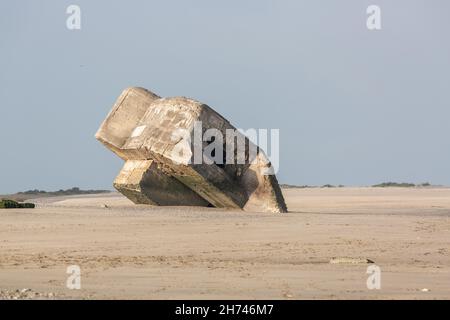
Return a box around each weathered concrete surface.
[95,87,160,160]
[96,87,287,213]
[113,160,208,206]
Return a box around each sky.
[0,0,449,193]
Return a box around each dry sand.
[1,187,449,299]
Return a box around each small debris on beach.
[0,288,58,300]
[329,257,375,264]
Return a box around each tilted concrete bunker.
[96,87,287,213]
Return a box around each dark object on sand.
[0,199,35,209]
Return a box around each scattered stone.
[0,288,58,300]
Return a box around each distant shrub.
[372,182,416,188]
[0,199,35,209]
[280,184,313,189]
[18,187,109,196]
[0,199,20,208]
[20,203,36,208]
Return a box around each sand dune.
[1,187,449,299]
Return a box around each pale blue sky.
[1,0,449,193]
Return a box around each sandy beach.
[1,187,449,299]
